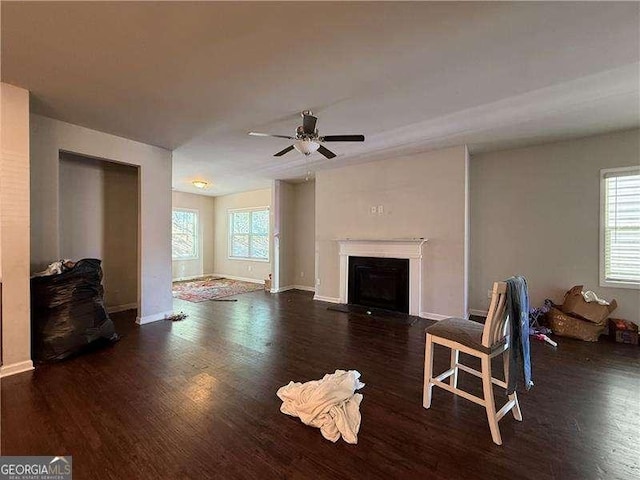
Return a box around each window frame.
[228,206,270,262]
[172,208,200,261]
[599,166,640,290]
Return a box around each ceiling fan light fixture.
[192,180,209,189]
[294,139,320,156]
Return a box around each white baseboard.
[272,285,316,293]
[419,312,450,321]
[292,285,315,292]
[313,294,341,304]
[173,273,218,282]
[469,309,488,317]
[212,273,264,285]
[0,360,34,378]
[136,310,174,325]
[107,303,138,314]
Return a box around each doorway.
[58,152,140,315]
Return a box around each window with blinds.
[172,209,199,260]
[228,207,269,261]
[600,167,640,288]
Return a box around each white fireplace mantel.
[337,238,427,315]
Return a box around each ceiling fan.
[249,110,365,159]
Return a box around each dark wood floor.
[2,290,639,479]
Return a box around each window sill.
[228,256,270,263]
[600,280,640,290]
[173,257,200,262]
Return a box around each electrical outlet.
[377,205,384,215]
[300,271,304,278]
[248,265,253,272]
[370,206,377,214]
[316,278,321,286]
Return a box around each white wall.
[0,83,32,376]
[59,153,138,309]
[213,188,272,282]
[315,146,469,318]
[172,191,215,280]
[30,114,173,324]
[470,129,640,324]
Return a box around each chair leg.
[481,355,502,445]
[503,350,523,421]
[450,349,459,388]
[423,333,435,409]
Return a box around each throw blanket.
[505,276,533,394]
[276,370,365,444]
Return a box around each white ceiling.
[2,2,638,196]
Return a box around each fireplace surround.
[338,239,427,316]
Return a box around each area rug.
[172,277,263,303]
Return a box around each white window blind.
[602,168,640,287]
[172,209,199,260]
[228,207,269,261]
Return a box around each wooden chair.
[422,281,522,445]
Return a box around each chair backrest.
[481,282,509,348]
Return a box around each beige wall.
[291,180,316,289]
[213,188,272,282]
[0,83,32,376]
[172,191,215,280]
[470,129,640,324]
[30,114,173,324]
[277,181,296,288]
[59,153,138,309]
[315,146,469,318]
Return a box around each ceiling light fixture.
[192,180,209,189]
[293,139,320,156]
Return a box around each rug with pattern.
[172,277,263,302]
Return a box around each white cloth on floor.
[276,370,365,444]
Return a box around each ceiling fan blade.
[317,145,337,159]
[274,145,295,157]
[249,132,295,140]
[321,135,365,142]
[302,113,317,134]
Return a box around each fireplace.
[348,257,409,313]
[337,239,427,316]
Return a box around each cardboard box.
[560,285,617,326]
[609,319,639,345]
[264,278,272,292]
[547,307,604,342]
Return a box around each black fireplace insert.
[348,256,409,313]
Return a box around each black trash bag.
[31,258,119,362]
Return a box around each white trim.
[419,312,450,321]
[272,285,316,293]
[107,303,138,314]
[337,239,427,316]
[228,206,270,262]
[469,309,489,318]
[292,285,315,292]
[599,166,640,290]
[313,294,341,304]
[172,273,218,282]
[0,360,34,378]
[136,310,174,325]
[463,145,470,316]
[212,273,264,285]
[172,208,200,261]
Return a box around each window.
[600,167,640,289]
[172,209,199,260]
[229,207,269,261]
